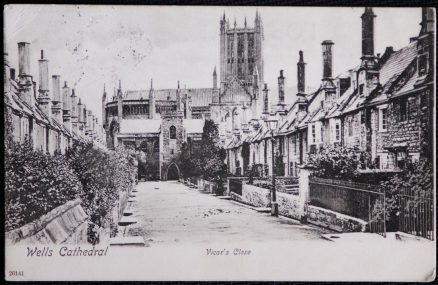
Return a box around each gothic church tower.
[219,11,264,90]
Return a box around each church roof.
[119,119,161,134]
[123,88,214,107]
[183,119,204,134]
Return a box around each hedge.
[5,138,138,243]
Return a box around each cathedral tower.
[219,11,264,89]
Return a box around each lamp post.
[265,117,279,217]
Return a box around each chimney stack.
[71,89,79,134]
[17,42,34,106]
[420,7,435,35]
[297,50,306,94]
[51,75,62,123]
[18,42,30,76]
[361,8,376,59]
[278,70,285,105]
[38,50,49,92]
[62,81,72,132]
[321,40,334,80]
[37,50,52,119]
[62,81,71,111]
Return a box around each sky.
[4,5,422,121]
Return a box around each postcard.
[4,4,436,281]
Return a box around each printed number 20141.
[9,271,24,277]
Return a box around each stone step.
[255,207,271,213]
[128,198,136,202]
[217,196,231,200]
[129,194,136,198]
[123,210,134,216]
[110,236,145,246]
[118,217,138,226]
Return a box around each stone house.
[4,42,105,154]
[225,7,434,176]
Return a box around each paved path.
[124,181,330,246]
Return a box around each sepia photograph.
[3,4,436,281]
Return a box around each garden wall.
[277,192,302,220]
[6,199,88,245]
[197,178,218,194]
[306,205,367,232]
[230,184,270,207]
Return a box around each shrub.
[5,139,83,232]
[306,145,366,180]
[66,142,137,233]
[372,159,433,231]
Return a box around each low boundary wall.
[6,199,88,245]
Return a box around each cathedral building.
[103,12,268,180]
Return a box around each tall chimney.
[321,40,334,80]
[37,50,52,119]
[361,8,376,59]
[71,89,78,135]
[62,81,72,132]
[17,42,34,107]
[297,50,306,94]
[38,50,49,91]
[420,7,435,35]
[62,81,71,111]
[51,75,62,123]
[18,42,30,76]
[278,70,285,105]
[52,75,61,102]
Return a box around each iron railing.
[398,187,434,240]
[309,177,386,237]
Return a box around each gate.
[398,187,434,240]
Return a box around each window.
[379,108,388,131]
[311,125,316,143]
[170,126,176,139]
[359,84,364,95]
[400,97,408,121]
[335,123,340,141]
[348,120,353,137]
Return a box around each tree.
[178,120,227,194]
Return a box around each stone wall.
[306,205,367,232]
[277,192,302,220]
[197,178,218,194]
[242,184,271,207]
[230,184,270,207]
[6,199,88,245]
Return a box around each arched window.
[170,126,176,139]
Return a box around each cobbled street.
[124,181,330,246]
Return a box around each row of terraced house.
[4,42,106,153]
[225,8,434,177]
